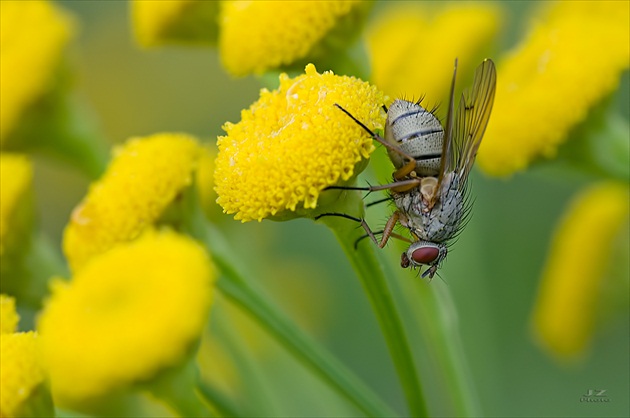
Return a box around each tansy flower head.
[38,230,215,405]
[214,64,386,222]
[63,133,200,272]
[367,3,501,103]
[219,0,363,76]
[531,182,629,361]
[0,0,73,144]
[131,0,219,47]
[478,1,630,176]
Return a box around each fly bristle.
[428,102,440,116]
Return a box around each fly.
[321,59,497,279]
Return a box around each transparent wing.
[448,59,496,183]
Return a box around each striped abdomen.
[384,99,444,176]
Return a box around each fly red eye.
[411,246,439,264]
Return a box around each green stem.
[163,390,215,418]
[148,357,217,417]
[8,86,109,179]
[370,227,482,417]
[323,216,428,418]
[403,274,481,417]
[196,380,240,418]
[182,195,396,417]
[211,300,281,415]
[209,242,395,418]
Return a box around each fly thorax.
[385,99,444,176]
[420,177,438,204]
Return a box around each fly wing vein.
[455,59,496,182]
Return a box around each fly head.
[400,240,447,279]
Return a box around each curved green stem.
[322,215,428,418]
[196,380,240,418]
[148,358,217,417]
[206,240,395,417]
[378,236,482,417]
[392,264,481,416]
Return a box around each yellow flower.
[531,182,629,361]
[219,0,362,76]
[214,63,386,222]
[1,296,51,418]
[478,1,630,176]
[131,0,219,47]
[0,332,49,418]
[63,133,201,272]
[0,294,19,334]
[0,154,34,283]
[366,3,501,103]
[0,0,73,144]
[38,230,215,404]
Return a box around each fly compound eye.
[405,241,444,270]
[410,246,439,265]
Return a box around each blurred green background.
[32,1,630,417]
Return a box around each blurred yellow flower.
[0,294,19,334]
[0,332,48,418]
[0,153,33,278]
[0,0,73,144]
[214,63,386,222]
[1,296,51,418]
[38,230,215,404]
[219,0,361,76]
[478,1,630,176]
[532,182,629,361]
[131,0,219,47]
[366,3,501,104]
[63,133,200,272]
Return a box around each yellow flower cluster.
[63,133,200,272]
[0,0,73,143]
[532,182,629,360]
[0,295,47,418]
[214,64,386,222]
[478,1,630,176]
[219,0,360,76]
[0,154,33,259]
[38,230,215,404]
[366,3,501,103]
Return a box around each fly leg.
[326,177,421,194]
[314,213,379,245]
[378,210,401,248]
[333,103,421,193]
[334,103,418,172]
[316,211,409,250]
